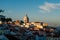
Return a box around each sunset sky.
[0,0,60,26]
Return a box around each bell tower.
[23,14,29,24]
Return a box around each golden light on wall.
[0,21,2,24]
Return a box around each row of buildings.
[0,15,60,40]
[15,14,48,29]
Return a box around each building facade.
[23,14,29,24]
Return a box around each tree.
[0,9,4,13]
[5,18,12,22]
[20,20,24,25]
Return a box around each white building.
[23,15,48,29]
[23,14,29,24]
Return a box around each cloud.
[39,2,60,12]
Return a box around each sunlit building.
[22,14,48,29]
[14,20,20,26]
[31,22,43,29]
[23,14,29,24]
[43,23,48,27]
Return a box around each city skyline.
[0,0,60,26]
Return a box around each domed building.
[23,14,29,24]
[23,14,48,29]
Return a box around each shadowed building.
[0,15,5,22]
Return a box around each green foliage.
[5,18,12,22]
[0,9,4,13]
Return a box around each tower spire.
[23,14,29,24]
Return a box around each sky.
[0,0,60,26]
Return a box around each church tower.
[23,14,29,24]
